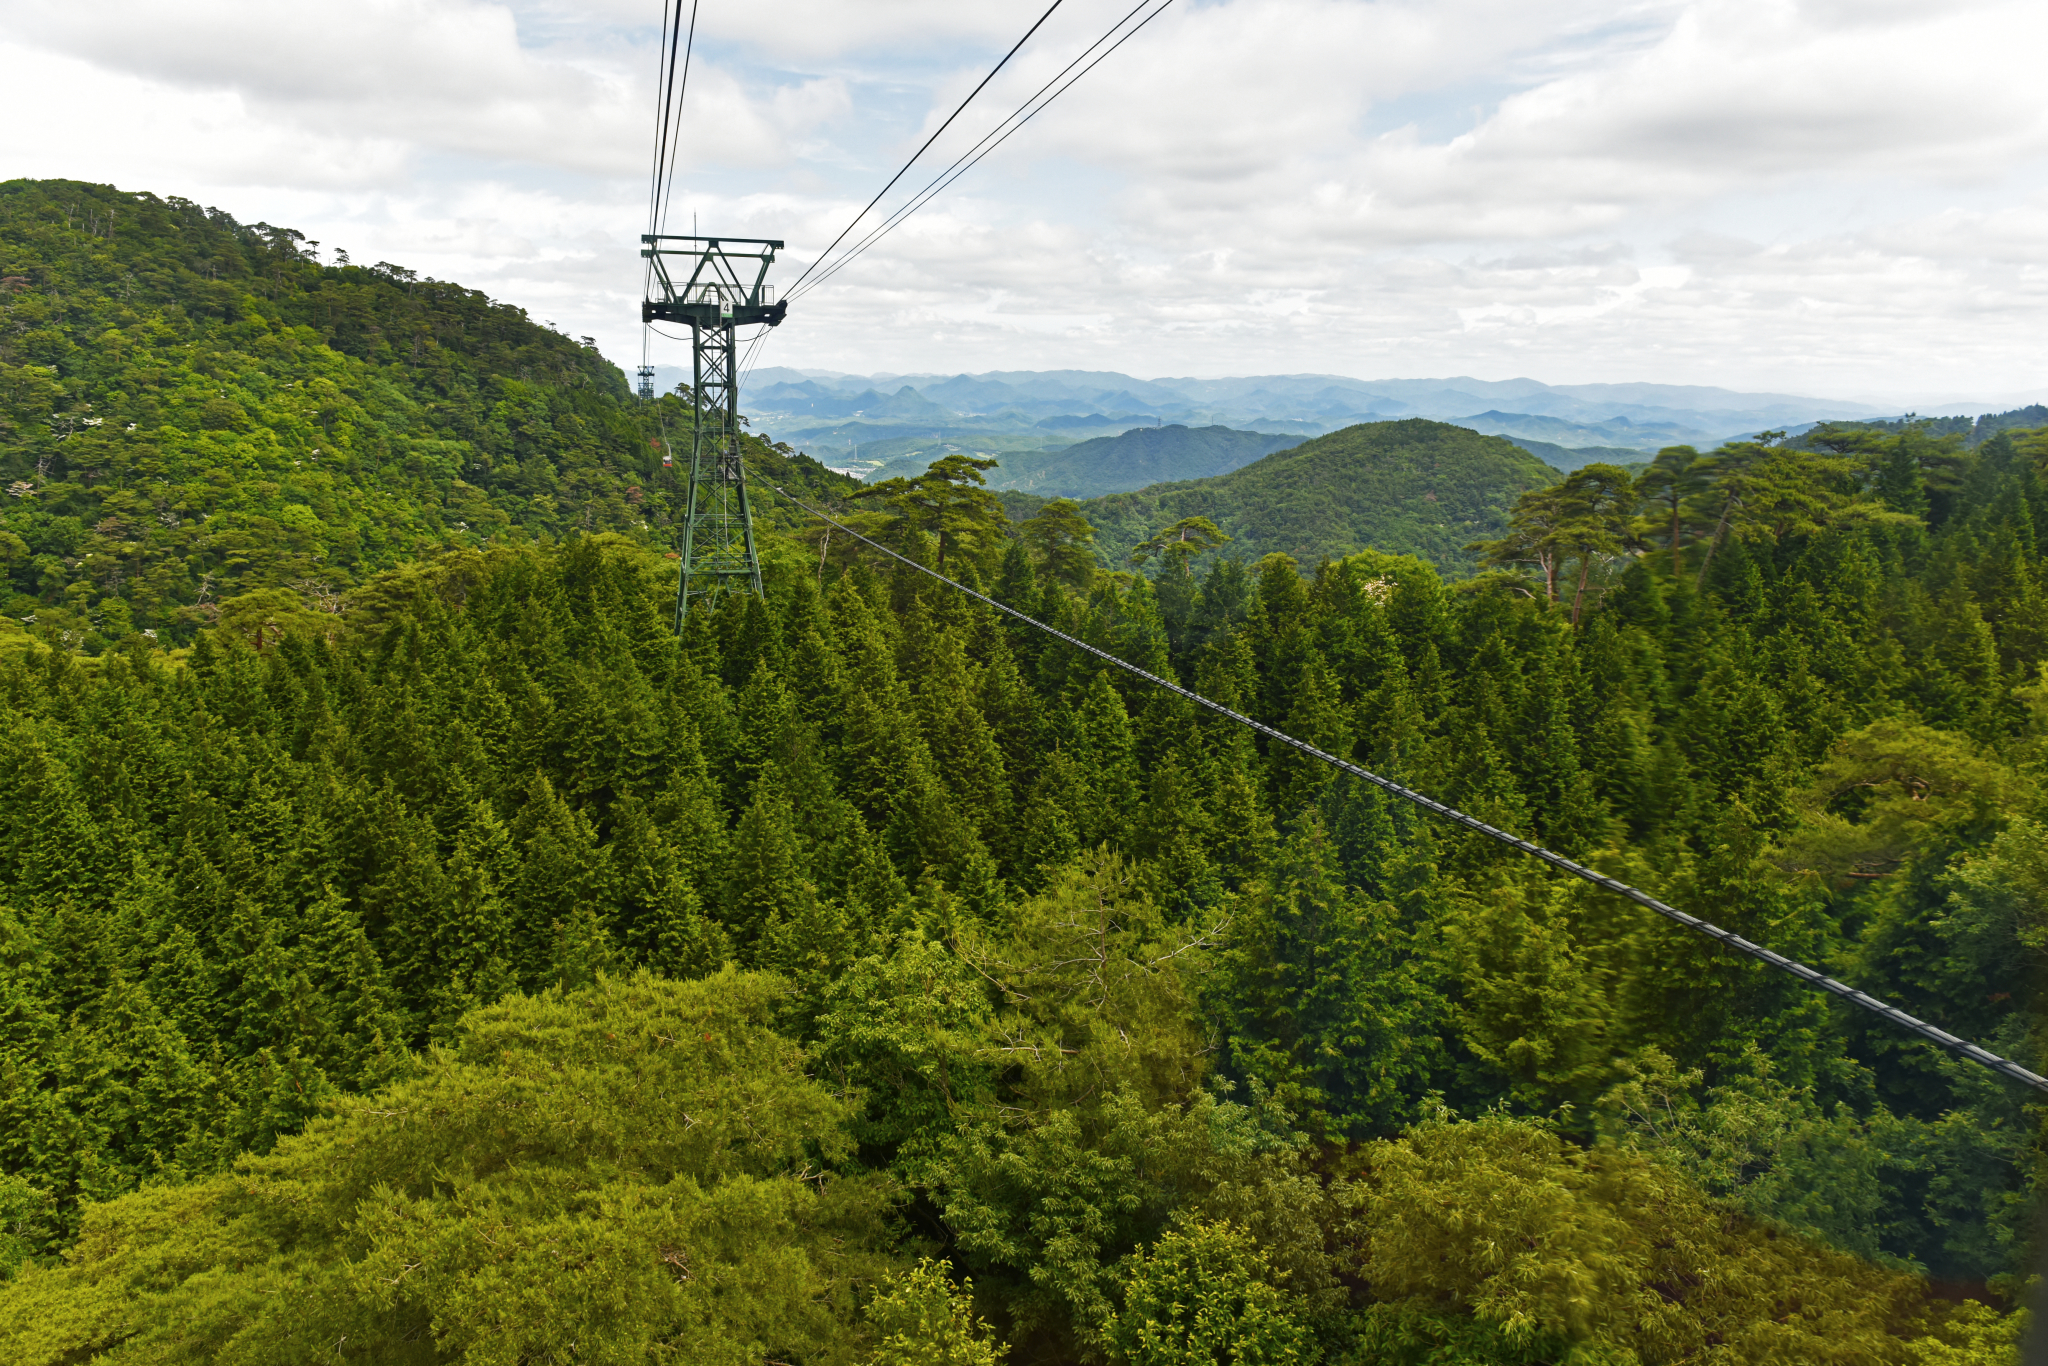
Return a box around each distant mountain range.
[696,368,1953,485]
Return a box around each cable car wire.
[782,0,1070,299]
[641,0,701,389]
[790,0,1180,302]
[766,482,2048,1097]
[647,0,702,241]
[742,0,1178,403]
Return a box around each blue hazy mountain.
[739,369,1907,477]
[1452,409,1720,451]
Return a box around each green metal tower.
[641,234,789,629]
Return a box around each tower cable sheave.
[769,484,2048,1097]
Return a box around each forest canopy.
[0,179,2042,1366]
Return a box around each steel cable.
[790,0,1180,301]
[642,0,700,388]
[745,0,1178,401]
[782,0,1069,299]
[767,483,2048,1096]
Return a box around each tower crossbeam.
[640,234,787,627]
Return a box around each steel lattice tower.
[641,234,789,629]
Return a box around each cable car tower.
[642,235,789,628]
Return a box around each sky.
[4,0,2046,405]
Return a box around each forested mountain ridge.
[883,423,1309,500]
[991,423,1305,498]
[0,178,852,654]
[1077,418,1557,571]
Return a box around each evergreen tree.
[1217,819,1443,1138]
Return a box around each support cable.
[768,484,2048,1097]
[642,0,700,393]
[782,0,1069,299]
[790,0,1180,301]
[739,0,1177,399]
[648,0,702,240]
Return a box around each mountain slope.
[0,178,850,652]
[1077,419,1557,571]
[987,423,1303,498]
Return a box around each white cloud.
[0,0,2043,398]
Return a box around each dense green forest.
[0,179,2042,1365]
[0,178,850,656]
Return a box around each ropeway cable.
[647,0,701,241]
[766,482,2048,1097]
[782,0,1069,299]
[642,0,701,391]
[743,0,1176,400]
[789,0,1181,302]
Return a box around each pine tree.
[1218,818,1443,1138]
[1013,764,1086,892]
[1207,733,1277,891]
[1268,646,1349,820]
[1512,636,1603,851]
[1131,751,1221,919]
[723,766,810,956]
[291,886,410,1087]
[914,626,1012,843]
[610,793,728,979]
[1069,671,1140,848]
[506,772,617,987]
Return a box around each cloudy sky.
[4,0,2045,403]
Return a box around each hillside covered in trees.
[1076,419,1558,572]
[0,178,850,655]
[0,179,2041,1366]
[961,423,1304,499]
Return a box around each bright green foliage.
[854,454,1011,576]
[1218,817,1444,1138]
[1599,1045,1908,1261]
[0,970,895,1365]
[1106,1219,1313,1366]
[1353,1112,1977,1365]
[1128,514,1230,577]
[1019,497,1102,593]
[1902,1300,2025,1366]
[933,1085,1338,1357]
[1472,461,1636,619]
[814,935,998,1161]
[862,1259,1009,1366]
